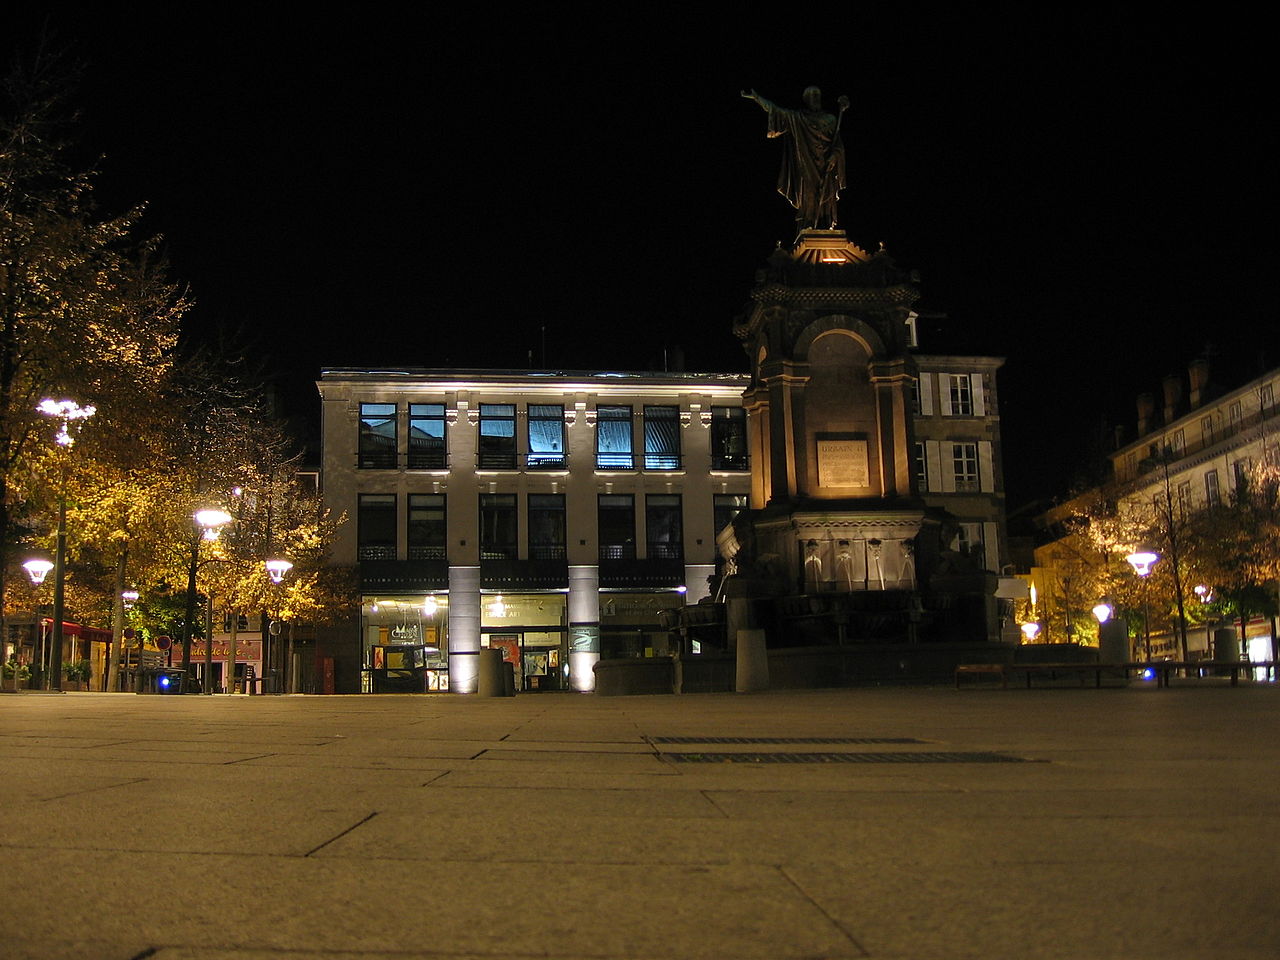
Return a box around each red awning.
[38,620,113,644]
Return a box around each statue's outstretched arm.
[740,89,773,113]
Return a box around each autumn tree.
[2,48,182,652]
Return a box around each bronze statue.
[742,87,850,232]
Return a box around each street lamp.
[180,508,233,691]
[264,559,293,583]
[1194,584,1214,659]
[19,558,54,690]
[35,399,95,692]
[1126,550,1159,661]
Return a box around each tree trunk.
[107,544,128,692]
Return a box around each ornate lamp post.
[21,558,54,689]
[1193,585,1214,659]
[180,508,233,690]
[35,400,95,691]
[264,559,292,692]
[1126,550,1159,662]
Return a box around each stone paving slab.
[2,687,1277,959]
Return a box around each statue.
[742,87,850,232]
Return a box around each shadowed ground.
[2,684,1276,959]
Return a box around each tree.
[2,48,182,656]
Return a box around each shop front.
[362,594,450,692]
[480,591,568,691]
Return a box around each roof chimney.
[1188,358,1210,409]
[1137,392,1156,436]
[1162,374,1183,425]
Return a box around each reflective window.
[596,406,633,469]
[646,494,683,560]
[952,442,979,492]
[598,494,635,560]
[358,494,396,560]
[359,403,397,469]
[710,407,748,470]
[408,494,446,560]
[479,494,518,559]
[408,404,446,469]
[712,494,747,538]
[643,406,681,470]
[528,494,566,560]
[479,404,516,469]
[947,375,973,416]
[527,404,565,468]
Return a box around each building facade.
[317,355,1012,693]
[1031,362,1279,662]
[317,369,753,693]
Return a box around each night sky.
[10,7,1278,510]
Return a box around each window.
[955,522,983,561]
[528,493,566,560]
[1176,481,1192,518]
[1234,458,1252,495]
[1261,383,1275,412]
[1169,429,1185,456]
[1228,400,1242,432]
[407,494,446,560]
[1205,469,1221,507]
[643,406,681,469]
[947,375,972,416]
[710,407,748,470]
[910,380,921,416]
[478,404,516,469]
[408,404,446,469]
[359,403,397,469]
[713,494,748,537]
[952,442,979,492]
[596,405,633,469]
[1201,416,1215,447]
[358,494,396,560]
[598,494,635,560]
[479,494,517,559]
[527,404,565,468]
[645,495,683,560]
[913,441,928,491]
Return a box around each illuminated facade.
[316,369,753,693]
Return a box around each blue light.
[1142,668,1155,681]
[159,676,171,689]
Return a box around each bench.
[957,660,1277,689]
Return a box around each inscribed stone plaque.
[817,439,869,487]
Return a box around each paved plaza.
[2,684,1277,959]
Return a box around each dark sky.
[11,6,1278,509]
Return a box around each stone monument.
[719,87,965,654]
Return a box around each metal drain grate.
[664,751,1030,764]
[653,737,925,745]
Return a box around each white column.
[448,565,480,693]
[568,564,599,692]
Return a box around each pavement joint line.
[419,771,450,787]
[40,776,149,801]
[698,788,731,818]
[777,863,870,958]
[222,753,278,765]
[303,811,379,857]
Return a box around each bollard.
[736,628,769,693]
[477,648,505,697]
